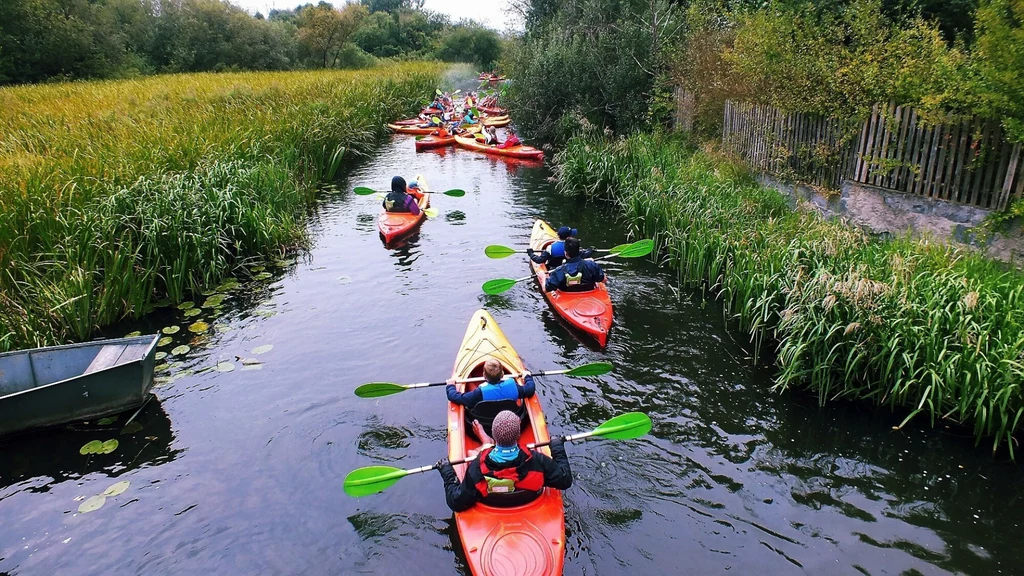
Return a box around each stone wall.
[757,175,1024,265]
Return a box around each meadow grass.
[555,131,1024,456]
[0,64,442,351]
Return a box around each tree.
[298,3,368,67]
[974,0,1024,143]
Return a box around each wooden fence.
[720,100,1024,210]
[722,101,851,190]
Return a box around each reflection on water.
[2,128,1023,576]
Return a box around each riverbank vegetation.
[0,0,500,85]
[0,63,441,351]
[556,131,1024,455]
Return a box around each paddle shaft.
[401,367,574,390]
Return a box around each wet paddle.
[343,412,652,497]
[354,361,613,398]
[481,239,655,295]
[353,186,466,197]
[484,240,643,259]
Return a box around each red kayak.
[529,220,613,347]
[377,193,429,244]
[415,126,480,151]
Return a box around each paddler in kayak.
[496,129,521,149]
[445,359,535,411]
[528,226,594,269]
[382,176,421,215]
[482,125,499,145]
[437,410,572,511]
[544,238,606,292]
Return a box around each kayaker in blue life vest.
[527,226,594,269]
[437,410,572,512]
[446,359,535,410]
[544,238,605,292]
[382,176,421,215]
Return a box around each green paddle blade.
[442,189,466,197]
[613,239,655,258]
[592,412,653,440]
[354,382,407,398]
[564,361,614,377]
[353,186,376,196]
[415,135,425,141]
[482,277,518,295]
[436,88,442,96]
[423,207,439,219]
[344,465,411,497]
[608,243,631,254]
[484,245,518,259]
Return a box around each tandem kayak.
[529,220,613,347]
[448,309,565,576]
[454,134,545,161]
[377,192,429,244]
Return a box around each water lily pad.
[215,324,231,334]
[155,363,170,372]
[121,422,144,434]
[255,310,275,319]
[337,275,352,285]
[250,265,265,273]
[124,331,142,338]
[183,308,202,318]
[153,376,173,387]
[273,258,292,267]
[253,272,272,280]
[78,495,106,513]
[99,439,118,454]
[97,416,118,426]
[188,321,209,333]
[154,299,172,308]
[171,345,190,355]
[241,364,263,371]
[162,325,180,335]
[215,361,235,372]
[202,294,226,308]
[155,351,167,361]
[252,344,273,355]
[102,481,130,497]
[177,302,195,310]
[157,336,172,347]
[80,440,104,455]
[217,280,240,292]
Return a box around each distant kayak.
[454,134,544,161]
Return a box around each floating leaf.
[171,345,191,355]
[273,259,291,267]
[188,321,209,333]
[124,331,142,338]
[121,422,143,435]
[253,272,272,280]
[155,351,167,361]
[177,302,195,310]
[102,481,130,497]
[99,439,118,454]
[252,344,273,355]
[97,416,118,426]
[162,325,180,335]
[337,275,352,285]
[154,299,171,308]
[155,363,170,372]
[157,336,172,347]
[202,294,226,308]
[153,376,173,387]
[217,280,240,292]
[183,308,201,318]
[78,495,106,514]
[215,324,231,334]
[80,440,104,455]
[215,362,235,372]
[250,265,265,273]
[241,364,263,371]
[255,310,275,319]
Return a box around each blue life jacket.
[479,378,521,402]
[548,240,565,258]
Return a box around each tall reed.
[0,65,442,350]
[555,130,1024,456]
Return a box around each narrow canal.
[1,131,1022,576]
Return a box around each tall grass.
[0,64,442,350]
[555,130,1024,456]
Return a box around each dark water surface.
[2,135,1023,576]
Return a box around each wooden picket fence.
[721,100,1024,210]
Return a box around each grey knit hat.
[491,410,521,447]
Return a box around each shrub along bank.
[555,131,1024,456]
[0,63,441,351]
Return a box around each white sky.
[229,0,522,32]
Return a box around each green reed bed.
[555,131,1024,455]
[0,64,442,351]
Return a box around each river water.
[1,132,1022,576]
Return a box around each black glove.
[436,458,450,470]
[526,248,535,256]
[548,436,565,451]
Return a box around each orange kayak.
[529,220,613,347]
[454,134,544,162]
[482,115,510,127]
[377,193,429,243]
[415,126,481,151]
[479,106,507,116]
[389,123,439,135]
[448,309,565,576]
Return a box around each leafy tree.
[298,3,369,67]
[973,0,1024,143]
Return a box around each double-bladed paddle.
[354,361,613,398]
[353,186,466,198]
[483,240,648,260]
[481,239,655,295]
[343,412,653,497]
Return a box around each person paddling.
[437,410,572,511]
[528,226,594,269]
[382,176,421,215]
[544,238,605,292]
[497,130,521,149]
[446,359,535,411]
[483,125,499,145]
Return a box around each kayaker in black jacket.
[437,410,572,512]
[382,176,421,215]
[544,238,605,292]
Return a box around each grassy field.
[0,64,442,351]
[556,131,1024,456]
